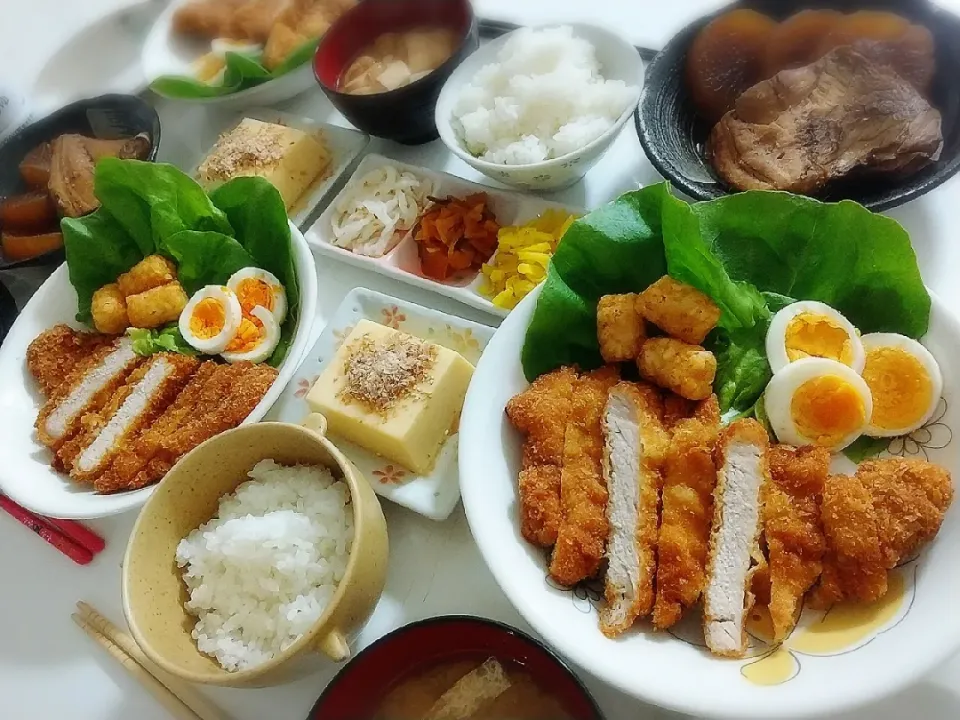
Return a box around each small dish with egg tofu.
[266,287,493,521]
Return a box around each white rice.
[176,460,354,672]
[452,26,639,165]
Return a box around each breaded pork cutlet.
[98,361,221,492]
[600,382,667,637]
[35,338,141,450]
[505,366,578,548]
[130,363,278,490]
[57,354,200,484]
[811,473,888,609]
[549,366,620,587]
[704,419,770,658]
[762,445,829,641]
[653,395,720,630]
[26,325,111,397]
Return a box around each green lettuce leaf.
[149,39,318,100]
[521,182,931,416]
[128,325,197,357]
[162,230,255,294]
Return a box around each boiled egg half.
[179,285,242,354]
[766,301,865,374]
[764,357,873,452]
[860,333,943,437]
[221,305,281,364]
[227,267,287,324]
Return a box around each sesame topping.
[339,331,437,413]
[198,120,293,182]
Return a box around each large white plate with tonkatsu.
[0,219,317,519]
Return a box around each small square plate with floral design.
[266,287,494,521]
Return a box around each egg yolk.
[785,313,855,365]
[236,278,274,316]
[862,347,932,431]
[189,298,226,339]
[790,375,866,447]
[226,316,265,353]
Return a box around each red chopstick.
[0,495,95,566]
[43,517,106,555]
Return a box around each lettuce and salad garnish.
[521,182,931,424]
[61,159,300,367]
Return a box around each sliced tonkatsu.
[703,418,770,658]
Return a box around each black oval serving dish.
[636,0,960,211]
[0,94,161,270]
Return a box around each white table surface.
[3,2,960,719]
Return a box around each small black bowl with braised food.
[0,94,159,268]
[636,0,960,210]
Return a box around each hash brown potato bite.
[117,255,178,298]
[637,276,721,345]
[91,283,130,335]
[126,282,189,329]
[638,337,717,400]
[596,293,646,363]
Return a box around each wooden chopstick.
[0,495,94,565]
[75,602,229,720]
[72,613,203,720]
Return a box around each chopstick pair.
[0,494,105,565]
[73,601,228,720]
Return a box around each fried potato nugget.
[91,284,130,335]
[117,255,177,298]
[638,337,717,400]
[126,282,189,330]
[637,276,721,345]
[596,293,646,363]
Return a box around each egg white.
[861,333,943,437]
[221,305,280,364]
[766,301,865,374]
[764,357,873,452]
[210,38,262,57]
[179,286,243,355]
[227,267,287,324]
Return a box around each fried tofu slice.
[703,419,770,658]
[600,382,667,636]
[638,337,717,400]
[549,366,620,586]
[636,276,721,345]
[26,325,111,397]
[117,255,178,298]
[91,284,129,335]
[506,366,578,547]
[856,458,953,568]
[763,445,829,641]
[126,282,189,330]
[653,395,720,630]
[35,338,141,450]
[596,294,646,363]
[810,473,887,609]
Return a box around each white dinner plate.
[0,221,317,519]
[267,287,493,521]
[459,284,960,719]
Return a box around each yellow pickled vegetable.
[479,209,577,309]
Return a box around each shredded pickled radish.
[330,164,435,257]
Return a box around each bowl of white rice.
[435,24,644,191]
[121,421,389,687]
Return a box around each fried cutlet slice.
[549,366,620,587]
[703,418,770,658]
[763,445,829,641]
[172,0,247,40]
[98,361,221,492]
[60,354,200,485]
[26,325,111,397]
[600,382,667,637]
[810,473,887,609]
[130,363,278,489]
[653,395,720,630]
[856,458,954,568]
[506,366,578,547]
[35,338,141,450]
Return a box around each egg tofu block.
[307,320,474,474]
